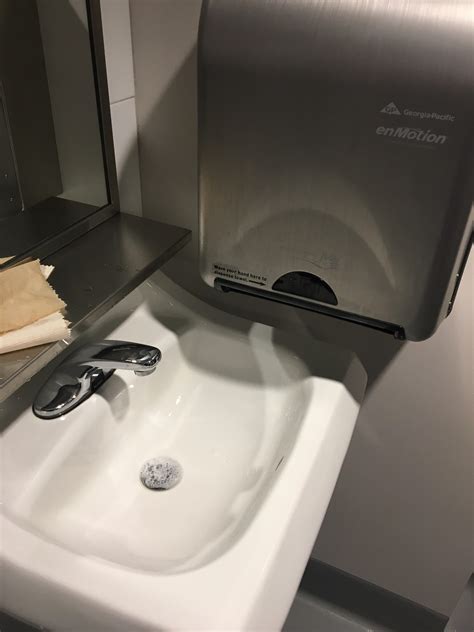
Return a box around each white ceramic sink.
[0,273,366,631]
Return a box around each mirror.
[0,0,116,268]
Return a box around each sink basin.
[6,313,312,574]
[0,273,366,631]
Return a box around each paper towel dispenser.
[198,0,473,341]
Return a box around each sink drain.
[140,457,183,490]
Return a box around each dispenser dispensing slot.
[215,277,406,339]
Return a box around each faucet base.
[33,367,115,420]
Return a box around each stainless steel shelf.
[0,213,191,402]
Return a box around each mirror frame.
[0,0,119,271]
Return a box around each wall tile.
[101,0,135,103]
[110,97,142,215]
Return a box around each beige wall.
[129,0,473,616]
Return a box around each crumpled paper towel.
[0,258,70,354]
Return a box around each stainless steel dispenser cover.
[198,0,473,340]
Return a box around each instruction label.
[213,263,267,287]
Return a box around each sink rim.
[1,379,358,630]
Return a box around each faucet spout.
[33,340,161,420]
[73,340,161,374]
[135,367,156,376]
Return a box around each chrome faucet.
[33,340,161,420]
